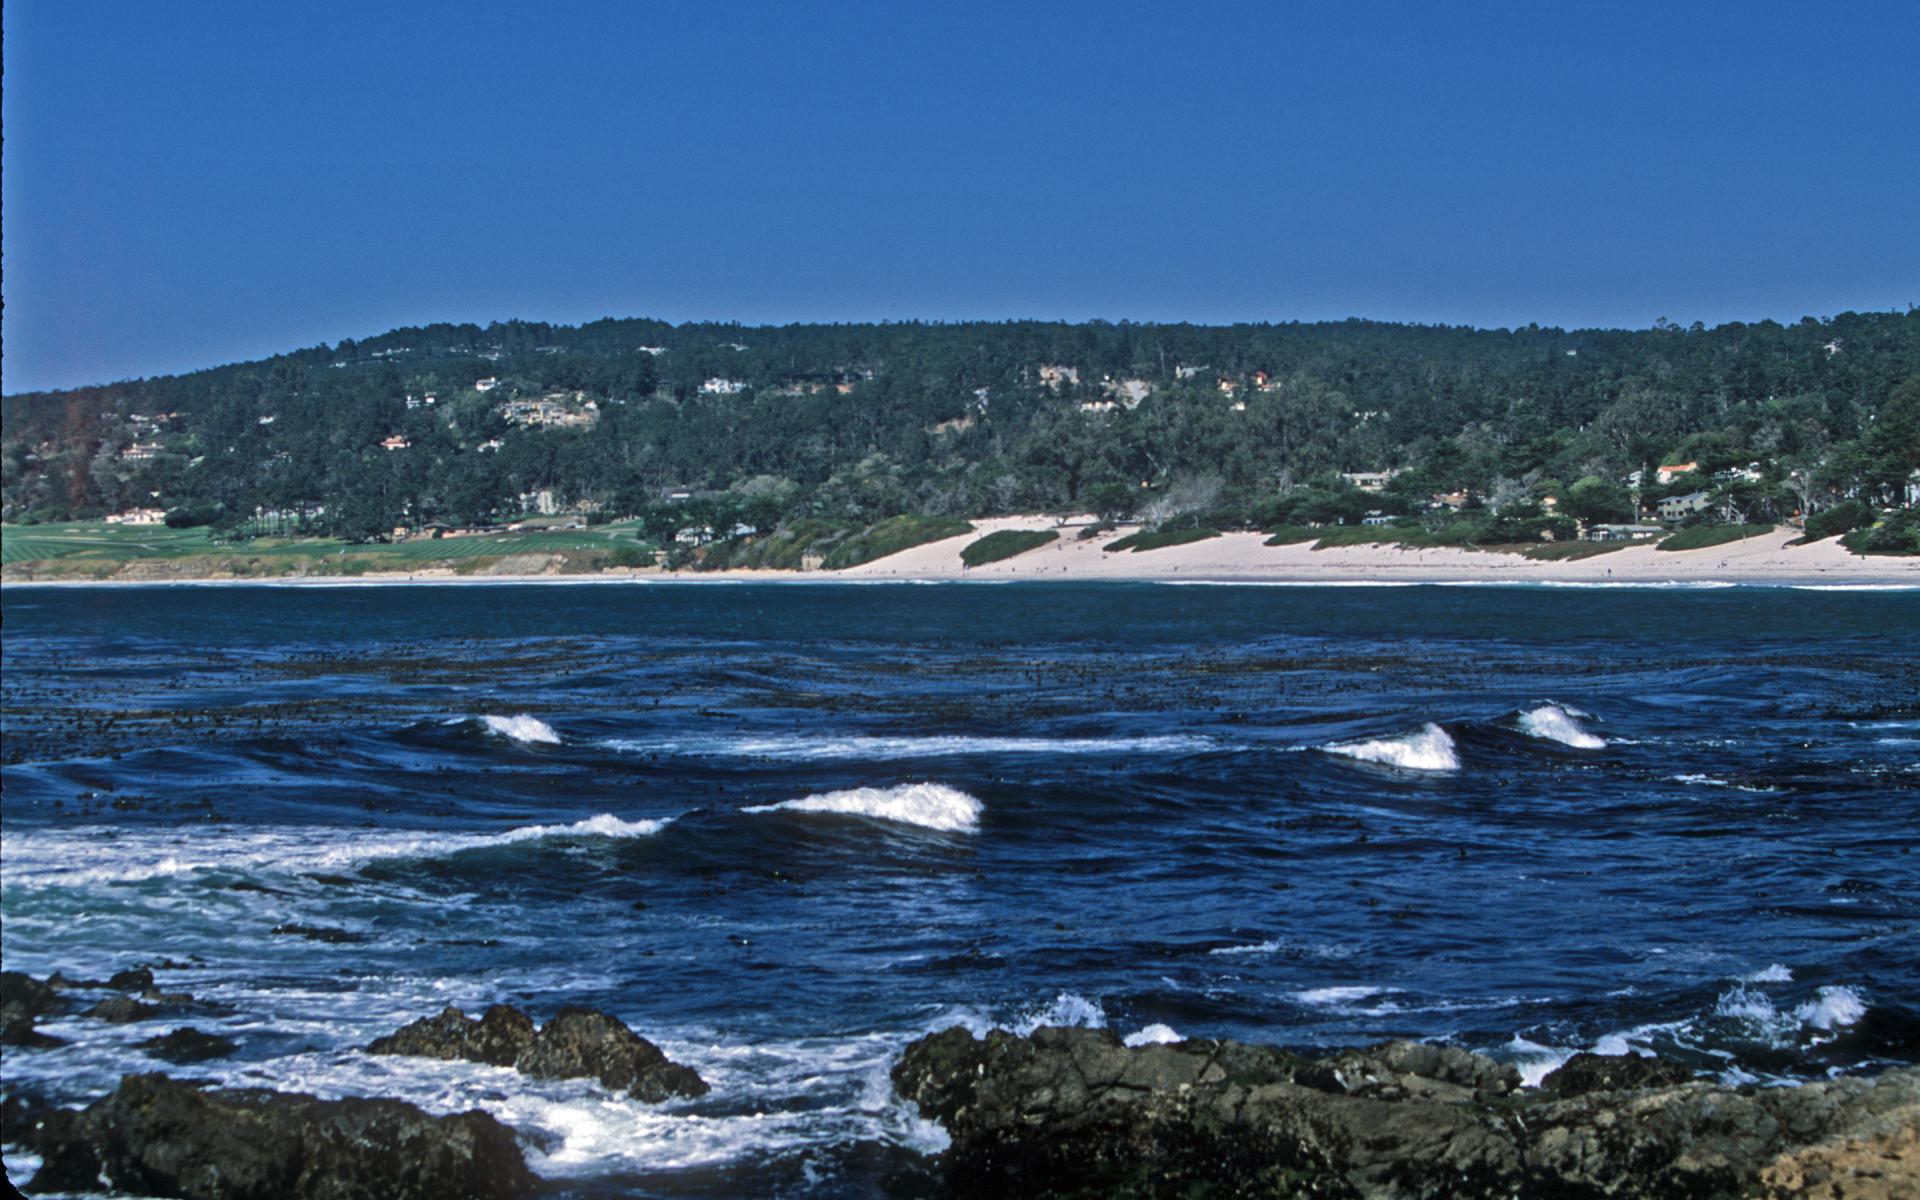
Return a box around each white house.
[475,377,501,392]
[699,378,748,395]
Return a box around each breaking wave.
[1123,1023,1184,1047]
[1518,704,1607,749]
[479,714,562,745]
[743,783,983,833]
[1322,723,1459,772]
[0,813,670,890]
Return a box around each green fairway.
[1,522,653,570]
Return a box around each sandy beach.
[5,517,1913,588]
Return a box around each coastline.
[3,519,1914,589]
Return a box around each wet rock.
[892,1025,1920,1199]
[368,1004,535,1067]
[109,967,157,992]
[269,922,369,944]
[138,1026,240,1063]
[26,1073,532,1199]
[369,1003,707,1102]
[1757,1123,1919,1200]
[1,1019,67,1049]
[1540,1050,1695,1096]
[0,971,62,1025]
[85,994,160,1023]
[516,1007,709,1102]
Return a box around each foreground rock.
[21,1073,532,1199]
[370,1003,708,1102]
[892,1026,1920,1199]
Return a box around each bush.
[1842,511,1920,556]
[1656,523,1774,552]
[961,528,1058,566]
[1803,501,1875,541]
[607,544,653,568]
[1263,526,1318,545]
[1104,527,1220,553]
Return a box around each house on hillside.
[1037,364,1080,389]
[1341,470,1398,493]
[475,377,501,392]
[121,442,164,462]
[699,378,748,395]
[381,436,411,451]
[1585,523,1665,542]
[105,508,167,525]
[1656,491,1711,521]
[1655,461,1698,484]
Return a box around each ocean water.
[3,581,1918,1196]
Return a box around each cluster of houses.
[499,393,600,429]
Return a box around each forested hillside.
[5,312,1917,546]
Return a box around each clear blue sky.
[4,0,1916,393]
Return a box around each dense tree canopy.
[4,312,1916,540]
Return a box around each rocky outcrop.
[138,1026,240,1063]
[1539,1049,1695,1096]
[892,1025,1920,1199]
[20,1073,532,1200]
[369,1003,708,1102]
[1,971,63,1025]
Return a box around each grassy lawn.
[960,528,1058,566]
[2,521,654,571]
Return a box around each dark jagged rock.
[86,994,160,1023]
[515,1007,710,1102]
[1540,1050,1695,1096]
[368,1004,536,1067]
[2,1019,67,1048]
[0,971,62,1025]
[369,1003,707,1102]
[109,967,157,992]
[27,1073,532,1200]
[138,1026,240,1063]
[269,922,370,944]
[891,1025,1920,1199]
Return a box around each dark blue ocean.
[4,581,1918,1196]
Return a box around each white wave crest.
[0,814,670,890]
[1122,1023,1183,1047]
[1797,986,1867,1031]
[480,714,561,744]
[1712,983,1868,1043]
[1291,985,1403,1009]
[1323,723,1459,771]
[743,783,982,833]
[1518,704,1606,749]
[1745,964,1794,983]
[1012,992,1107,1035]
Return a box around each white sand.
[6,518,1912,588]
[826,517,1915,586]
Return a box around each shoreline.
[3,521,1914,589]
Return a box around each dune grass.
[961,528,1059,566]
[1104,527,1220,553]
[1656,523,1774,552]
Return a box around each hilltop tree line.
[3,312,1917,545]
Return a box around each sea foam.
[1518,704,1607,749]
[1323,723,1459,771]
[0,813,670,890]
[1122,1023,1183,1047]
[744,783,982,833]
